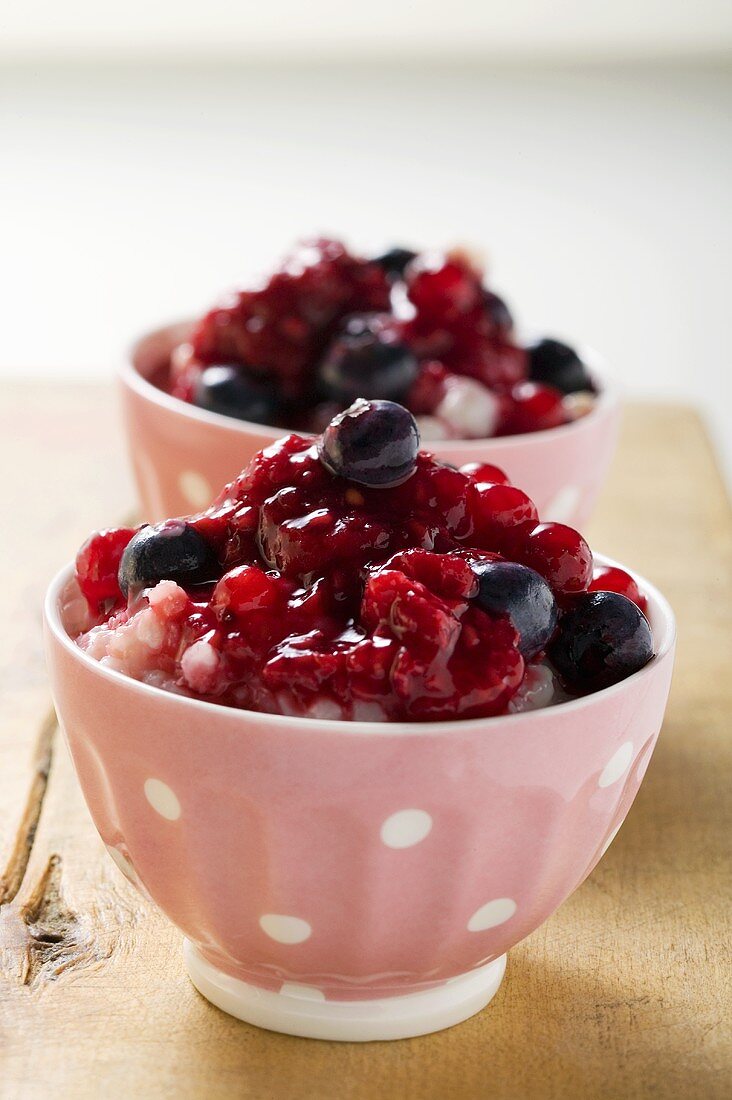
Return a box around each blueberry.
[193,365,278,424]
[318,399,420,488]
[118,521,220,598]
[372,247,418,280]
[472,560,557,659]
[526,338,594,395]
[548,591,653,693]
[317,316,418,404]
[483,290,514,334]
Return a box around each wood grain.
[0,386,730,1099]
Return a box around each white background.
[3,2,732,60]
[1,6,730,481]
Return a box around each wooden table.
[1,385,730,1099]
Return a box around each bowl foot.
[184,941,507,1041]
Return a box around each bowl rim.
[45,554,675,738]
[118,320,620,450]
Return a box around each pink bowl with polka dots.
[120,323,621,526]
[43,557,674,1040]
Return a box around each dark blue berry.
[483,290,514,334]
[318,399,420,488]
[372,247,418,280]
[526,338,594,395]
[317,316,418,404]
[472,560,557,659]
[118,521,219,598]
[193,365,278,424]
[548,591,653,693]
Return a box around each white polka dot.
[380,809,433,849]
[280,982,326,1001]
[543,484,581,523]
[598,741,634,788]
[259,914,312,945]
[468,897,517,932]
[178,470,213,510]
[600,822,623,857]
[144,778,181,820]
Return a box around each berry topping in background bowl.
[120,238,619,526]
[71,401,651,723]
[167,237,597,441]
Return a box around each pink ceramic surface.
[120,323,621,525]
[45,556,674,1016]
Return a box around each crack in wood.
[19,853,90,986]
[0,849,114,990]
[0,708,56,907]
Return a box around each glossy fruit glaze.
[166,238,596,439]
[73,407,649,724]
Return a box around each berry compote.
[166,237,597,439]
[73,402,650,722]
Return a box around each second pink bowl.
[120,322,620,524]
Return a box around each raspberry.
[362,568,462,660]
[406,256,483,320]
[390,606,524,721]
[397,455,474,538]
[383,548,478,601]
[225,433,324,506]
[75,527,135,612]
[401,253,527,394]
[447,333,527,391]
[258,489,393,581]
[359,555,524,720]
[262,629,350,700]
[190,239,390,401]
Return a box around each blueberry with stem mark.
[318,399,420,488]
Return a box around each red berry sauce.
[165,239,596,438]
[178,239,390,404]
[74,420,640,721]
